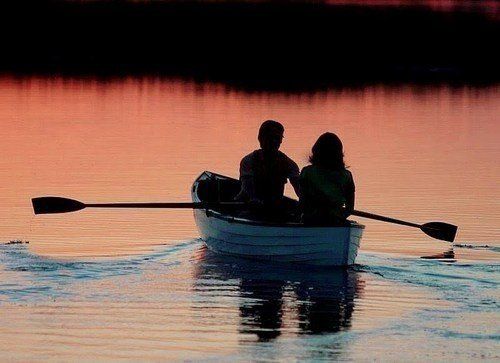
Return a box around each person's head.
[309,132,345,170]
[258,120,284,153]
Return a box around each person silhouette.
[235,120,300,220]
[300,132,355,225]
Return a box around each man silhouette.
[235,120,300,218]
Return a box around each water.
[0,76,499,360]
[0,243,498,360]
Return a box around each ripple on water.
[0,243,498,361]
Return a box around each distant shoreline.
[1,1,498,89]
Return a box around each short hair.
[258,120,284,139]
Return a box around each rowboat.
[192,171,365,266]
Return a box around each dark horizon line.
[1,0,498,91]
[2,68,498,94]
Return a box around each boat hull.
[192,171,364,266]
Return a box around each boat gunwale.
[193,171,365,230]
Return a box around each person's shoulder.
[240,150,260,176]
[241,150,259,164]
[278,151,299,174]
[342,168,354,183]
[301,164,314,172]
[300,164,314,176]
[278,151,298,166]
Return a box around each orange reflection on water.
[0,76,498,260]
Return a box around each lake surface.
[0,76,498,360]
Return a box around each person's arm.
[238,176,256,201]
[288,158,301,199]
[290,175,301,199]
[345,171,355,215]
[234,154,259,202]
[298,168,309,203]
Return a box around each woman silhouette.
[300,133,355,225]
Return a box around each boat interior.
[195,175,242,205]
[195,172,302,222]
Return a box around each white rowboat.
[192,171,364,266]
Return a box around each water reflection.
[193,247,363,342]
[1,76,498,259]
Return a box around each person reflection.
[238,279,286,342]
[238,267,360,339]
[193,250,362,342]
[295,269,357,334]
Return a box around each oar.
[31,196,244,215]
[350,209,457,242]
[32,196,458,242]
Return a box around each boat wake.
[357,253,499,310]
[1,242,498,330]
[0,239,202,302]
[453,243,500,253]
[0,242,498,360]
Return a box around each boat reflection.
[193,247,364,342]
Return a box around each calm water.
[0,76,498,360]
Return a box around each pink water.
[0,76,498,360]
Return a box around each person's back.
[235,120,300,218]
[300,132,355,225]
[300,165,354,225]
[239,149,298,205]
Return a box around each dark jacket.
[300,165,355,225]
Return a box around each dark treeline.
[1,0,498,89]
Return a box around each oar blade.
[32,197,85,215]
[421,222,458,242]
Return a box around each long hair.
[309,132,345,170]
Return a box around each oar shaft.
[85,202,244,209]
[32,196,456,241]
[351,209,421,228]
